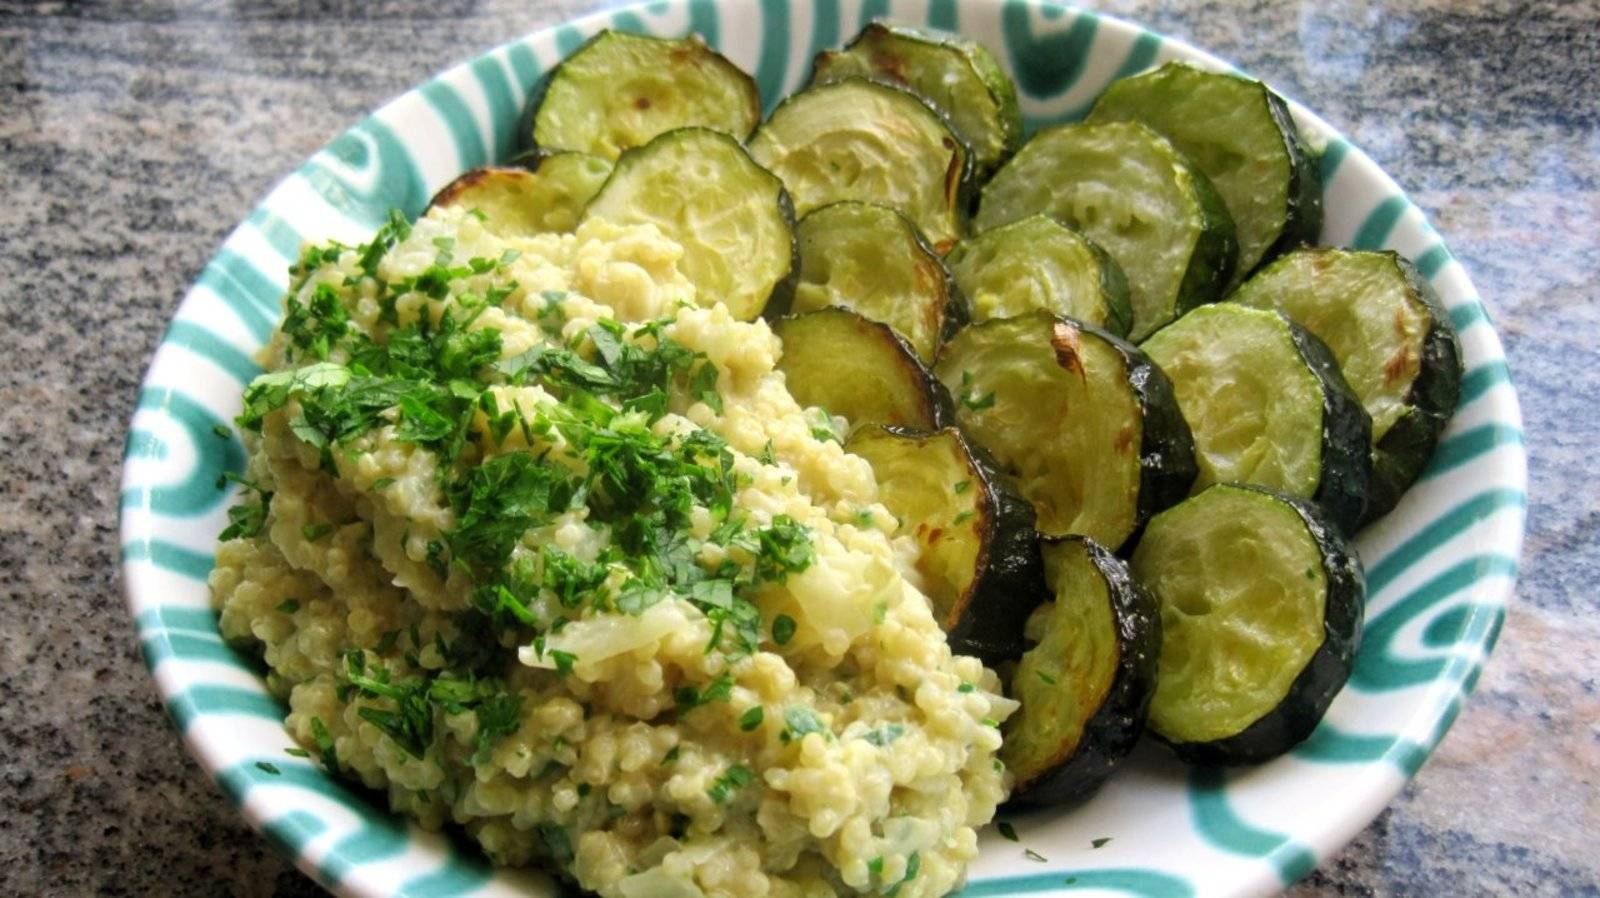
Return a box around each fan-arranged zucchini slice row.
[790,201,964,363]
[811,22,1022,175]
[1002,536,1160,804]
[934,312,1196,551]
[749,77,974,253]
[1131,484,1365,764]
[1087,61,1323,286]
[1141,304,1372,535]
[527,30,760,159]
[846,426,1046,664]
[946,214,1133,337]
[1230,248,1463,520]
[976,121,1238,341]
[583,128,798,320]
[428,151,613,236]
[775,308,953,433]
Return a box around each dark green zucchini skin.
[1161,487,1365,765]
[1107,324,1199,550]
[1009,537,1160,806]
[1287,321,1373,536]
[943,429,1047,664]
[1260,92,1324,264]
[1364,258,1463,523]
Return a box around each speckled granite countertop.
[0,1,1595,895]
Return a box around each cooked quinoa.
[210,205,1013,897]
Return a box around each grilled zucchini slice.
[748,78,973,253]
[1087,62,1322,285]
[933,312,1196,550]
[1003,536,1160,804]
[1141,304,1372,534]
[528,30,760,159]
[775,308,953,432]
[791,201,963,362]
[582,128,797,320]
[945,214,1133,337]
[430,152,613,236]
[846,426,1046,663]
[974,121,1237,340]
[811,22,1022,174]
[1229,248,1463,520]
[1131,484,1365,764]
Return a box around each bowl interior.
[119,2,1526,896]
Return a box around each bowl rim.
[119,2,1527,896]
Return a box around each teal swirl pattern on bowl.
[119,1,1526,895]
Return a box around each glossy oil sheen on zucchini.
[775,307,953,432]
[791,201,963,362]
[749,77,973,253]
[1087,62,1322,285]
[1141,304,1372,534]
[933,312,1196,550]
[846,426,1046,663]
[946,214,1133,337]
[1131,484,1364,764]
[811,22,1022,174]
[975,121,1237,340]
[583,128,797,320]
[1003,536,1159,804]
[528,30,760,159]
[1229,248,1463,520]
[430,153,613,236]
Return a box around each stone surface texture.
[0,0,1595,895]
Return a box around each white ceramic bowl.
[120,2,1527,895]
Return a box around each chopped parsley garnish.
[309,717,338,774]
[275,599,300,615]
[537,822,574,863]
[781,706,829,742]
[953,479,972,493]
[254,761,281,775]
[300,523,335,541]
[958,370,996,411]
[1025,848,1048,863]
[771,614,796,646]
[676,673,735,712]
[997,821,1019,841]
[957,682,976,693]
[1091,837,1112,849]
[218,477,272,541]
[738,706,765,732]
[1035,670,1058,685]
[862,724,904,747]
[284,747,310,758]
[706,763,753,803]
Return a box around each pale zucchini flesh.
[811,22,1022,174]
[1003,536,1158,804]
[1229,248,1462,519]
[933,312,1195,549]
[430,153,613,236]
[775,308,952,432]
[1087,62,1322,285]
[1140,303,1373,533]
[945,214,1133,337]
[582,128,797,321]
[791,201,962,362]
[1131,484,1364,762]
[975,121,1237,340]
[846,425,1044,663]
[748,78,973,253]
[530,30,761,160]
